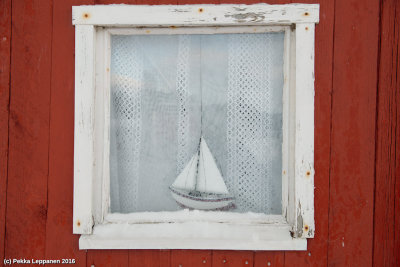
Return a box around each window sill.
[79,221,307,250]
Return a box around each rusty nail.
[198,8,204,12]
[223,259,227,263]
[83,13,90,19]
[77,220,81,226]
[304,225,309,231]
[306,171,311,176]
[304,12,309,16]
[305,26,309,30]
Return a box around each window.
[73,4,319,250]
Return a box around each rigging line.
[195,36,203,192]
[200,143,208,193]
[184,155,196,189]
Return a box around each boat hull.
[170,186,234,210]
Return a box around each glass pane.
[109,32,284,214]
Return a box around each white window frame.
[72,4,319,250]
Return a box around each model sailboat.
[169,137,234,210]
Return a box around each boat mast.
[194,36,203,192]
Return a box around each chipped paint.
[225,12,265,23]
[297,214,304,237]
[72,5,320,26]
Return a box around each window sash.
[73,4,318,250]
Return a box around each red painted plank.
[0,0,11,263]
[373,0,400,266]
[254,252,284,267]
[130,250,171,267]
[284,0,334,265]
[170,250,212,267]
[87,250,129,267]
[44,0,94,266]
[328,0,379,265]
[5,0,53,260]
[212,251,254,267]
[96,0,137,4]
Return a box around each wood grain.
[3,0,398,265]
[5,0,53,260]
[0,0,11,263]
[254,251,284,267]
[328,0,380,265]
[373,0,400,266]
[130,250,171,267]
[45,0,93,265]
[87,250,129,267]
[212,251,254,267]
[284,0,334,265]
[170,250,211,267]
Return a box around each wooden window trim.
[72,4,319,250]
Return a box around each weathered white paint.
[105,210,286,224]
[73,25,96,234]
[107,25,287,35]
[73,3,318,248]
[281,27,291,221]
[72,4,319,26]
[287,26,297,229]
[92,28,104,225]
[101,30,112,222]
[293,23,315,238]
[79,222,307,250]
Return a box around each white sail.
[171,153,198,191]
[196,138,229,194]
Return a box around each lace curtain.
[110,32,284,214]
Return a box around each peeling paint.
[233,7,247,12]
[297,214,303,237]
[296,201,303,237]
[172,8,190,13]
[225,12,266,23]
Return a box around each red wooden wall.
[0,0,399,266]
